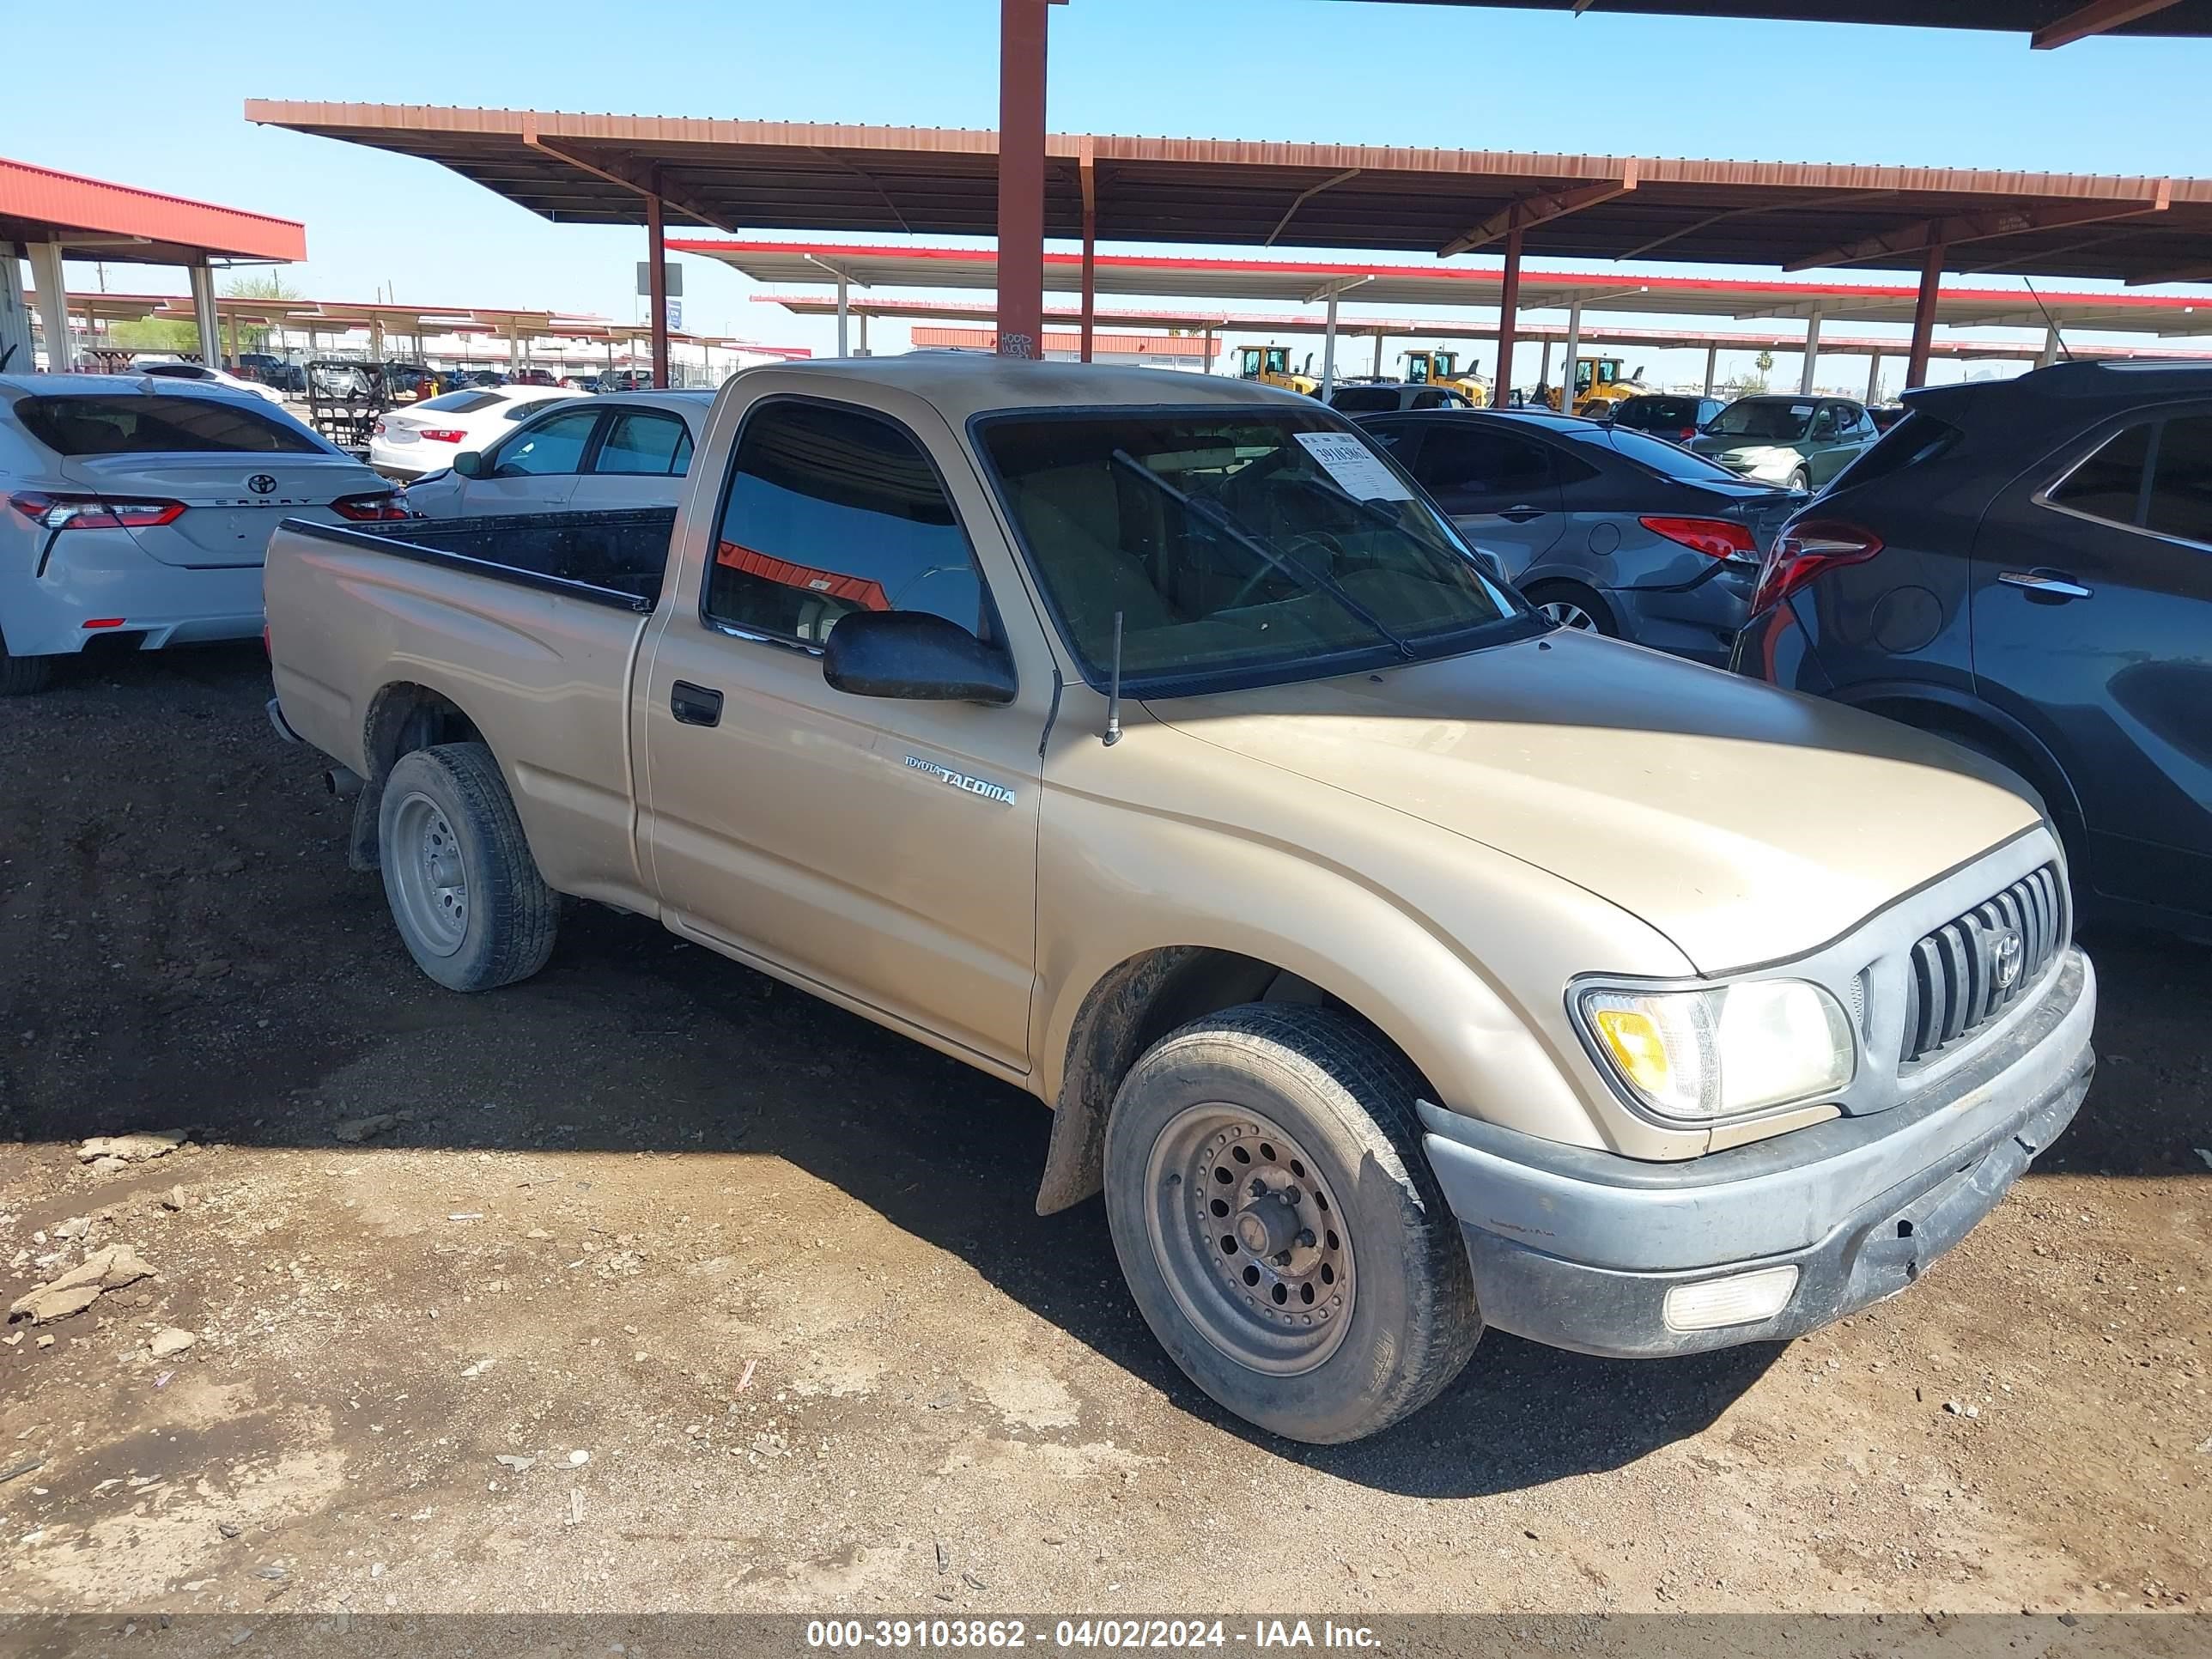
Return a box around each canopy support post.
[1492,225,1522,407]
[646,189,670,389]
[996,0,1049,360]
[1905,243,1944,390]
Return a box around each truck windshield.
[977,408,1528,688]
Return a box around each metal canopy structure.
[1343,0,2212,48]
[242,103,2212,283]
[690,239,2212,335]
[761,293,2204,403]
[243,98,2212,397]
[2,155,306,374]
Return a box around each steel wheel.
[1540,599,1599,631]
[1143,1103,1356,1376]
[387,789,470,957]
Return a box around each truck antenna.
[1103,611,1125,747]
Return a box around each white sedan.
[367,385,578,481]
[403,391,715,518]
[133,362,287,405]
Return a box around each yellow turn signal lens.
[1593,1007,1673,1097]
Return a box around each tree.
[1755,349,1776,374]
[222,270,303,353]
[107,316,198,353]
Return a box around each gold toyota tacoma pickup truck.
[265,356,2095,1445]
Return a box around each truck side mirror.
[453,451,486,479]
[821,610,1017,705]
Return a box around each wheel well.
[1858,696,2081,830]
[346,683,488,872]
[1033,945,1389,1216]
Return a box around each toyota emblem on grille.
[1990,928,2024,990]
[247,474,278,495]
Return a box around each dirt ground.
[0,642,2204,1620]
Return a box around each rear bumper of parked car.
[2,532,266,658]
[1419,948,2094,1358]
[1606,562,1758,666]
[366,442,435,481]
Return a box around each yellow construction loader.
[1401,349,1491,405]
[1537,356,1650,416]
[1236,344,1322,397]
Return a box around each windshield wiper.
[1109,449,1414,660]
[1284,466,1512,605]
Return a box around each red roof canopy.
[0,155,304,265]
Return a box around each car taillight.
[1749,518,1884,616]
[7,491,185,531]
[1638,515,1758,562]
[372,420,387,437]
[418,428,465,444]
[331,491,410,522]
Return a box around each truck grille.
[1899,865,2065,1066]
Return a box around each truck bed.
[292,507,675,611]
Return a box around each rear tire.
[0,630,55,696]
[1103,1004,1481,1444]
[377,742,557,992]
[1788,466,1812,492]
[1524,580,1618,639]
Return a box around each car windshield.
[415,390,501,414]
[11,393,322,456]
[1562,425,1755,483]
[1708,400,1814,441]
[978,408,1528,689]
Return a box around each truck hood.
[1145,634,2043,973]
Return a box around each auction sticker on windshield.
[1293,431,1413,501]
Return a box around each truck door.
[636,395,1045,1069]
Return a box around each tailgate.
[62,453,388,567]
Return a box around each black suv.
[1735,360,2212,939]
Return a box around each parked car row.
[3,358,2203,945]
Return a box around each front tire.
[1103,1004,1481,1444]
[377,742,557,992]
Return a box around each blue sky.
[8,0,2211,392]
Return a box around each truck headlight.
[1578,980,1855,1121]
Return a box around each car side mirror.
[821,610,1017,705]
[453,451,486,479]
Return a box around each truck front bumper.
[1421,948,2094,1358]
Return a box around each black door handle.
[671,681,724,726]
[1499,507,1545,522]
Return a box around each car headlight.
[1578,980,1855,1121]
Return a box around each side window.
[596,411,693,476]
[1412,388,1450,410]
[2146,415,2212,546]
[1810,404,1843,438]
[1415,428,1550,505]
[706,400,988,647]
[492,408,600,477]
[2047,422,2152,527]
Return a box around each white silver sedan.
[402,391,715,519]
[133,361,288,405]
[367,385,579,481]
